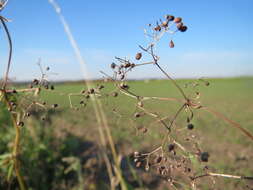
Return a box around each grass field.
[1,77,253,189]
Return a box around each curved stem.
[200,106,253,141]
[1,17,12,89]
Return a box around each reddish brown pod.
[179,25,187,32]
[166,15,175,21]
[169,40,175,48]
[174,17,182,23]
[135,52,142,60]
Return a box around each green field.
[1,77,253,189]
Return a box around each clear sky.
[0,0,253,81]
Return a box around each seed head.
[134,112,141,118]
[154,25,161,31]
[168,144,175,152]
[176,22,183,30]
[187,123,194,130]
[111,62,116,69]
[98,85,104,90]
[17,121,24,127]
[174,17,182,23]
[135,53,142,60]
[33,79,39,85]
[52,104,58,108]
[169,40,175,48]
[162,21,168,27]
[120,83,129,90]
[179,25,187,32]
[200,152,210,162]
[166,15,174,21]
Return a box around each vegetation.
[0,0,252,189]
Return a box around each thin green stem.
[0,17,12,89]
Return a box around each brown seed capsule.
[174,17,182,23]
[120,74,125,80]
[42,101,46,105]
[124,62,131,68]
[52,104,58,108]
[166,15,174,21]
[80,100,84,104]
[176,22,183,30]
[169,40,175,48]
[135,52,142,60]
[98,85,104,90]
[154,25,161,31]
[120,83,129,90]
[162,21,168,27]
[134,112,141,118]
[88,88,95,94]
[200,152,209,162]
[33,79,39,85]
[111,62,116,69]
[179,25,187,32]
[156,156,162,164]
[168,144,175,152]
[17,121,24,127]
[205,81,210,86]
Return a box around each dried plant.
[100,14,253,189]
[0,1,252,189]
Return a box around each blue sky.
[0,0,253,81]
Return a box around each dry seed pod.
[162,21,168,27]
[179,25,187,32]
[154,25,161,31]
[168,144,175,152]
[111,62,116,69]
[134,112,141,118]
[200,152,209,162]
[176,22,183,30]
[120,74,125,80]
[169,40,175,48]
[17,121,24,127]
[187,123,194,130]
[52,104,58,108]
[174,17,182,23]
[166,15,174,21]
[135,52,142,60]
[33,79,39,85]
[120,83,129,90]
